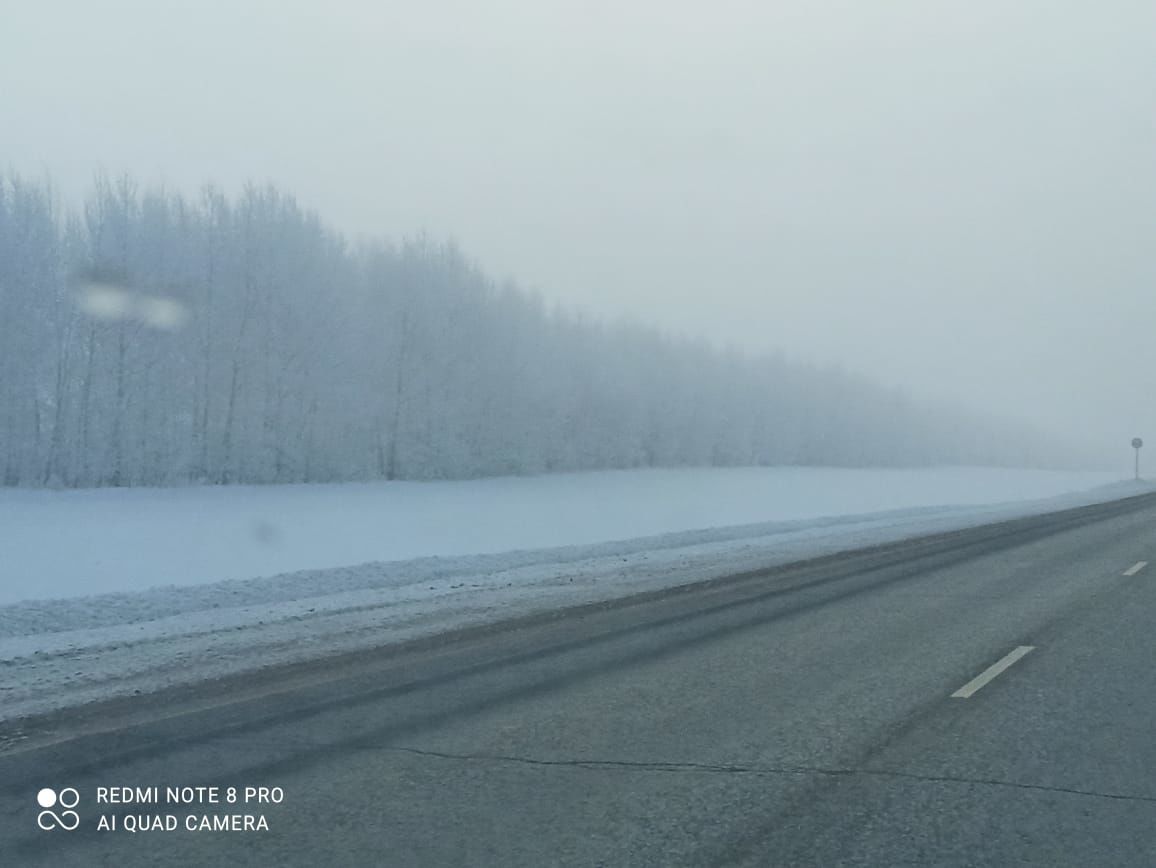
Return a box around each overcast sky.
[2,0,1153,465]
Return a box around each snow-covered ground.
[0,467,1146,724]
[0,466,1131,604]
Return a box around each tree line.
[0,170,1075,488]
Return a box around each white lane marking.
[1123,561,1148,576]
[951,646,1035,699]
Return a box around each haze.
[3,0,1153,463]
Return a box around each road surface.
[4,492,1156,866]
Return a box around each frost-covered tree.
[0,170,1085,489]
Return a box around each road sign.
[1133,438,1143,449]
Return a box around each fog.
[2,0,1153,465]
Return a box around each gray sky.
[3,0,1154,465]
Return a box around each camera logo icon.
[37,788,80,831]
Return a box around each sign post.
[1133,437,1144,481]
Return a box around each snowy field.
[0,466,1145,723]
[0,466,1130,604]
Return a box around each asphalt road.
[4,492,1156,866]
